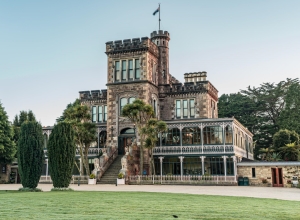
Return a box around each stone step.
[98,155,123,184]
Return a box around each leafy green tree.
[48,122,76,188]
[57,99,96,176]
[259,147,274,161]
[0,102,16,164]
[122,99,154,175]
[273,129,299,152]
[143,119,167,175]
[18,121,44,189]
[278,81,300,135]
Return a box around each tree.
[12,110,37,148]
[278,81,300,135]
[143,119,167,175]
[0,102,16,164]
[122,99,154,175]
[48,122,76,188]
[278,143,300,161]
[57,99,96,176]
[18,121,44,189]
[273,129,299,152]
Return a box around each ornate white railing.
[128,175,236,184]
[44,147,103,157]
[153,145,234,155]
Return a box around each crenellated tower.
[150,30,170,85]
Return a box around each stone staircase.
[98,155,122,184]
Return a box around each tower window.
[135,59,140,79]
[128,60,133,80]
[115,61,120,81]
[121,60,127,80]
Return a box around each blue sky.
[1,0,299,126]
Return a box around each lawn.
[0,191,299,220]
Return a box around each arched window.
[203,126,223,145]
[99,131,107,147]
[162,128,180,146]
[225,125,233,144]
[182,127,201,145]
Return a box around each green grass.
[0,191,299,219]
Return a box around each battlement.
[79,89,107,100]
[150,30,170,39]
[105,37,150,53]
[159,81,208,95]
[184,72,207,83]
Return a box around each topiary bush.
[47,122,76,188]
[18,121,44,189]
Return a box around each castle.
[78,29,254,179]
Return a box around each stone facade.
[238,162,300,187]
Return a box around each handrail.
[98,148,118,180]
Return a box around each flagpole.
[159,3,161,31]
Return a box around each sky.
[0,0,299,126]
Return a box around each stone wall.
[0,164,10,183]
[238,165,300,187]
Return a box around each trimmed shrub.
[18,121,44,189]
[48,122,76,188]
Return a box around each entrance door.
[118,136,135,155]
[272,168,283,187]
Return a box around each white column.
[179,156,184,181]
[223,156,227,181]
[233,156,237,182]
[159,157,164,184]
[201,156,206,175]
[45,159,49,181]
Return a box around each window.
[103,106,107,122]
[182,127,201,145]
[190,99,195,117]
[135,59,140,79]
[203,126,223,144]
[99,131,107,147]
[120,98,127,113]
[115,61,120,81]
[252,168,256,178]
[153,100,156,116]
[175,99,195,119]
[92,106,97,122]
[120,97,135,115]
[183,100,188,118]
[128,97,135,104]
[128,60,133,80]
[225,125,233,144]
[162,128,180,146]
[121,60,126,80]
[176,100,181,118]
[2,165,6,173]
[98,106,103,122]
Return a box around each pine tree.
[48,122,76,188]
[18,121,44,189]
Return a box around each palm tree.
[278,143,300,161]
[259,147,274,160]
[143,119,167,175]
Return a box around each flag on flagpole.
[153,7,160,16]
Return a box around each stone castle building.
[78,29,254,178]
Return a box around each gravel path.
[1,184,299,201]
